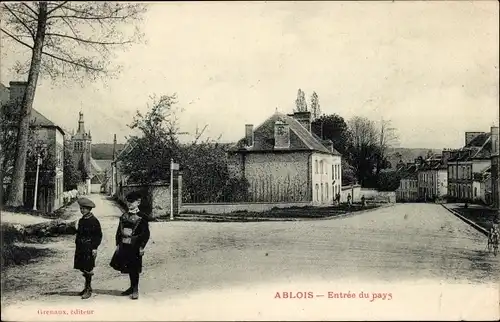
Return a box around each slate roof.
[397,163,418,179]
[228,112,341,155]
[448,133,492,162]
[0,83,65,135]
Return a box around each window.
[315,184,319,201]
[326,183,329,200]
[321,183,324,202]
[474,187,477,197]
[332,165,335,180]
[315,160,318,174]
[320,160,324,174]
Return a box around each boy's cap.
[126,191,142,202]
[78,197,95,208]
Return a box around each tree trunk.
[6,2,48,207]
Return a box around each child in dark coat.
[110,191,150,300]
[74,197,103,299]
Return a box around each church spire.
[77,111,85,134]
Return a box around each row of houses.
[395,127,498,205]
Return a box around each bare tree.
[376,119,399,175]
[1,2,147,207]
[348,116,378,148]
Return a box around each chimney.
[491,126,499,157]
[9,81,27,105]
[274,120,290,149]
[245,124,254,147]
[288,111,312,132]
[322,139,334,153]
[465,131,486,146]
[441,149,453,166]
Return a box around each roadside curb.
[440,204,488,236]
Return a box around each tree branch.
[20,2,39,19]
[3,4,36,39]
[0,27,33,49]
[46,1,69,16]
[41,50,104,72]
[46,32,132,46]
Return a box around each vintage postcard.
[1,1,499,321]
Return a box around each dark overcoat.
[73,214,103,272]
[110,212,150,274]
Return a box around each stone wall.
[228,152,311,202]
[118,180,181,219]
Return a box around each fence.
[182,176,311,204]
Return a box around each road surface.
[2,195,499,321]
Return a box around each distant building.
[395,163,418,202]
[417,153,448,201]
[447,131,492,203]
[1,81,65,212]
[227,110,342,205]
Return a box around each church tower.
[71,112,92,184]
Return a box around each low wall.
[118,183,172,218]
[181,202,312,214]
[340,186,395,203]
[340,185,362,202]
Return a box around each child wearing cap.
[110,191,150,300]
[74,197,103,299]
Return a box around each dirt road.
[2,196,499,320]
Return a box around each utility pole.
[33,153,41,211]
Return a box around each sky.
[1,1,498,149]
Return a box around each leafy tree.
[311,114,352,156]
[310,91,321,120]
[295,88,307,112]
[377,170,402,191]
[119,94,180,184]
[1,2,147,207]
[0,101,37,204]
[346,116,379,186]
[63,140,80,190]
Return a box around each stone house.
[1,81,65,212]
[395,163,418,202]
[447,131,491,202]
[417,154,448,201]
[472,166,491,204]
[227,110,342,205]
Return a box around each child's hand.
[139,248,144,256]
[92,249,97,257]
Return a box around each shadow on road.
[41,289,124,297]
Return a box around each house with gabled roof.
[227,110,342,205]
[395,162,419,202]
[1,81,65,212]
[417,154,448,201]
[447,131,492,202]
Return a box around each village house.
[417,153,448,201]
[227,110,342,205]
[1,81,65,212]
[447,131,492,203]
[395,163,418,202]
